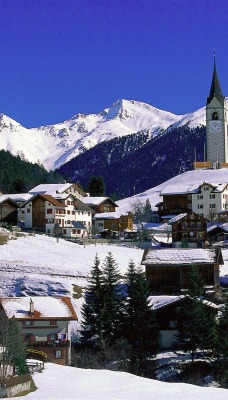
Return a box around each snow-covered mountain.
[0,99,206,170]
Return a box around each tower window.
[212,112,218,120]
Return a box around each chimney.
[29,298,34,315]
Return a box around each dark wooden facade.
[32,197,46,228]
[171,212,207,248]
[0,199,18,224]
[157,194,192,219]
[142,248,222,294]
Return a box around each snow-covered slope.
[117,167,228,213]
[0,99,206,170]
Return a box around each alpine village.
[0,57,228,396]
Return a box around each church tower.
[206,57,228,167]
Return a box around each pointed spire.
[207,55,224,105]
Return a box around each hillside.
[57,125,206,199]
[0,150,63,193]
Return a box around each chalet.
[0,196,18,225]
[0,296,78,366]
[53,194,93,238]
[207,223,228,243]
[169,212,207,248]
[23,194,66,232]
[22,193,93,238]
[93,211,133,237]
[141,248,222,294]
[192,182,228,220]
[150,295,220,349]
[29,182,87,199]
[82,196,118,213]
[157,173,228,222]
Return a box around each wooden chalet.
[169,212,207,248]
[207,223,228,243]
[141,248,222,294]
[150,295,220,349]
[82,196,118,213]
[0,196,18,225]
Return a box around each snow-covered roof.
[142,248,218,266]
[207,222,228,233]
[82,197,118,206]
[149,295,183,310]
[150,223,171,232]
[168,213,187,224]
[29,183,73,195]
[0,193,32,203]
[94,211,129,219]
[0,296,77,320]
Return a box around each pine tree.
[101,252,123,343]
[123,261,159,358]
[218,293,228,358]
[88,176,105,196]
[177,265,216,362]
[80,255,104,346]
[5,317,27,375]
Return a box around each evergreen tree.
[177,265,216,362]
[123,261,159,358]
[88,176,105,196]
[80,255,104,345]
[218,293,228,358]
[143,199,152,222]
[101,252,123,343]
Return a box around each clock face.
[210,120,221,133]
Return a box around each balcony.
[25,339,70,348]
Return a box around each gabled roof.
[93,211,130,219]
[23,194,65,208]
[0,296,78,321]
[74,198,94,213]
[0,196,19,207]
[0,193,32,203]
[168,213,187,224]
[29,183,73,195]
[207,57,224,106]
[141,248,223,266]
[82,196,118,207]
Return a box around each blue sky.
[1,0,228,128]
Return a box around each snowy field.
[1,234,228,399]
[12,362,228,400]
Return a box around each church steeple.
[207,56,224,106]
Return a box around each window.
[67,220,71,224]
[77,230,80,234]
[198,204,203,209]
[88,212,90,216]
[56,350,62,359]
[63,229,66,234]
[98,223,103,227]
[27,208,30,213]
[210,194,215,199]
[24,320,34,326]
[210,203,216,208]
[72,211,75,215]
[71,201,74,205]
[67,201,70,205]
[50,320,57,326]
[47,209,53,214]
[204,186,209,191]
[72,229,76,234]
[197,222,201,227]
[197,194,203,199]
[188,204,192,209]
[67,210,70,214]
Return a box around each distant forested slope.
[57,126,206,199]
[0,150,63,193]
